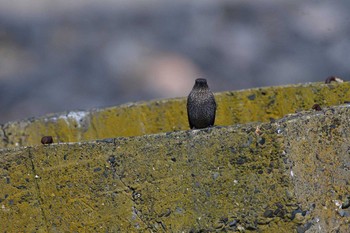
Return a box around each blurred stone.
[0,0,350,123]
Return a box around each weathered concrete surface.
[1,104,350,232]
[280,107,350,232]
[1,82,350,148]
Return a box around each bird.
[187,78,216,129]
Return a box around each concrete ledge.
[1,106,350,232]
[1,82,350,148]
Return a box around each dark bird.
[187,78,216,129]
[41,136,53,145]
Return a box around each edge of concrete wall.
[1,82,350,148]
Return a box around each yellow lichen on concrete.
[1,82,350,148]
[1,102,350,231]
[215,82,350,126]
[89,99,187,139]
[31,143,137,232]
[0,148,47,232]
[1,120,302,232]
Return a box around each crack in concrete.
[131,204,155,232]
[107,154,156,232]
[28,148,49,232]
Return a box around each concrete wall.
[1,82,350,148]
[1,82,350,232]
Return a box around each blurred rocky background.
[0,0,349,123]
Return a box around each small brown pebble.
[41,136,53,144]
[325,76,344,84]
[312,104,322,111]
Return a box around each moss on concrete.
[1,82,350,232]
[1,82,350,148]
[1,105,350,232]
[0,148,47,232]
[1,122,295,232]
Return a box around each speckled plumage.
[187,78,216,129]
